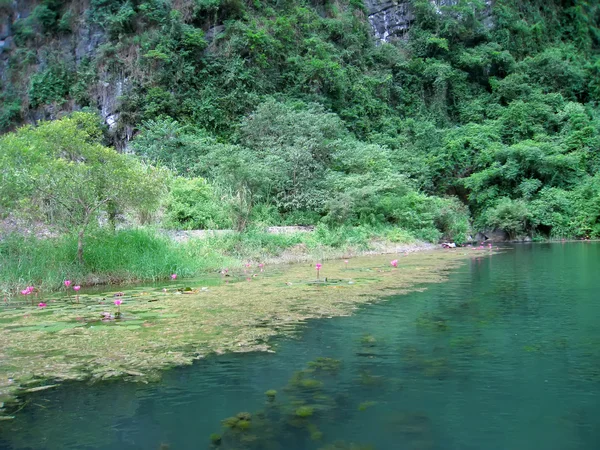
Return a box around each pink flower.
[73,285,81,291]
[21,288,31,295]
[114,299,122,306]
[344,260,349,264]
[315,263,322,270]
[38,302,47,308]
[171,274,177,280]
[391,260,398,267]
[64,280,71,288]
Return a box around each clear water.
[1,243,599,450]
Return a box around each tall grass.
[0,225,418,294]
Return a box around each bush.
[480,198,532,239]
[165,177,230,230]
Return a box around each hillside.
[1,0,600,240]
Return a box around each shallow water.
[1,243,599,450]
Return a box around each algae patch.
[0,249,488,418]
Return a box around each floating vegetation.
[0,251,481,418]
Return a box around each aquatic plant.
[114,299,123,317]
[236,419,251,431]
[236,412,251,421]
[209,433,222,446]
[360,334,377,346]
[73,285,81,303]
[422,357,451,379]
[391,259,398,268]
[300,378,323,389]
[171,274,177,280]
[64,280,71,288]
[316,263,322,279]
[38,302,46,308]
[318,442,375,450]
[358,370,384,387]
[358,401,377,411]
[307,357,342,373]
[265,389,277,400]
[308,423,323,441]
[222,417,239,429]
[295,406,314,417]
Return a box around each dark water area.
[1,243,599,450]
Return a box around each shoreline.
[0,247,490,419]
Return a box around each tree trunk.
[77,230,85,265]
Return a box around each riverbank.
[0,225,427,295]
[0,248,490,419]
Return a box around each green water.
[1,243,599,450]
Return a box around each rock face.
[364,1,414,42]
[364,0,493,42]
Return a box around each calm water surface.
[1,243,599,450]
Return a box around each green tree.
[0,113,168,263]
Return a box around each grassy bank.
[0,225,421,295]
[0,248,490,419]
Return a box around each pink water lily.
[259,263,264,272]
[38,302,47,308]
[315,263,322,279]
[114,299,122,306]
[73,285,81,291]
[171,274,177,280]
[21,287,33,295]
[391,260,398,268]
[64,280,71,288]
[344,260,349,264]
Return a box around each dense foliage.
[0,113,167,262]
[2,0,600,239]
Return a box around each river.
[0,243,599,450]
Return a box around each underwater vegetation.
[318,442,376,450]
[415,312,450,331]
[358,401,377,412]
[295,406,315,418]
[360,334,378,346]
[1,251,476,419]
[307,357,342,373]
